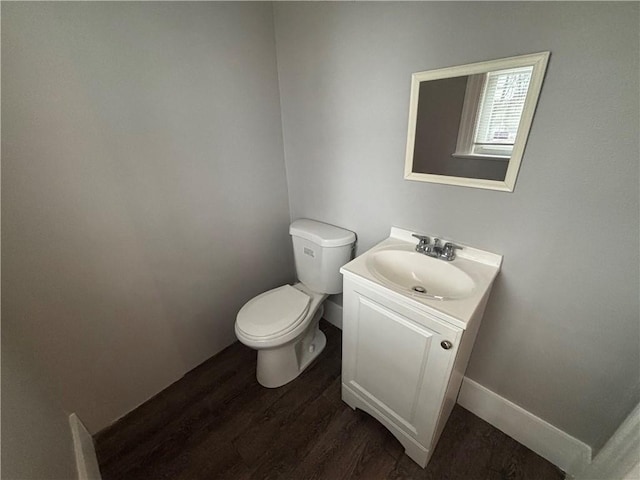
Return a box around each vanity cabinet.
[341,274,490,467]
[339,227,501,468]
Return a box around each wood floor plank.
[232,352,341,466]
[246,394,340,480]
[94,342,256,467]
[290,408,375,480]
[97,357,258,478]
[339,413,402,480]
[95,320,564,480]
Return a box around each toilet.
[235,219,356,388]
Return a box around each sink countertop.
[340,227,502,329]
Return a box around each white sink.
[340,227,502,327]
[367,247,476,300]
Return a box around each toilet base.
[256,306,326,388]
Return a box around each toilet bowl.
[234,219,356,388]
[235,283,327,388]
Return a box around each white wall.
[2,336,77,479]
[2,2,293,433]
[274,2,639,452]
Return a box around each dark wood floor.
[95,321,564,480]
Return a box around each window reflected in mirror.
[405,52,550,192]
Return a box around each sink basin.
[340,227,502,325]
[366,247,476,300]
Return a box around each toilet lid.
[236,285,311,338]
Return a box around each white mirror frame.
[404,52,550,192]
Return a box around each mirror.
[404,52,550,192]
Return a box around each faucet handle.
[442,242,462,260]
[412,234,430,252]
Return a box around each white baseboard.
[323,299,343,330]
[457,377,592,476]
[69,414,102,480]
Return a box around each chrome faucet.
[412,234,462,261]
[412,234,430,254]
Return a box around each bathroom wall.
[274,2,639,452]
[2,2,293,433]
[2,326,77,479]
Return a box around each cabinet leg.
[403,445,430,468]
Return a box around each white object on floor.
[69,413,101,480]
[340,227,502,468]
[234,219,355,388]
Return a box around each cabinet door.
[342,287,461,445]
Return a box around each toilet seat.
[236,285,311,340]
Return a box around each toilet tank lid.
[290,219,356,247]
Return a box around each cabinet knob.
[441,340,453,350]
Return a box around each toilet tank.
[289,219,356,294]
